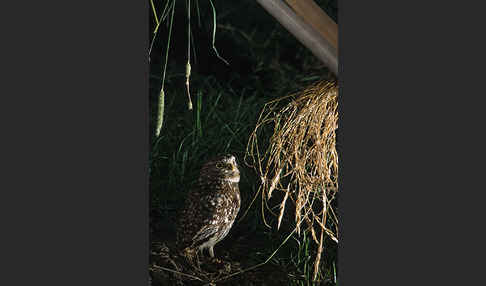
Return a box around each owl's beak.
[229,166,240,183]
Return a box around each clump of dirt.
[149,234,290,286]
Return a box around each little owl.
[176,154,241,258]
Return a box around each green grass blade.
[150,0,159,26]
[208,0,229,65]
[149,0,171,59]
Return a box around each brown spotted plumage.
[176,154,241,258]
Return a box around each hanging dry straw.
[245,79,339,281]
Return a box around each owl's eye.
[216,162,224,169]
[216,162,233,170]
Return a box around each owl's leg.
[209,246,215,258]
[192,249,202,271]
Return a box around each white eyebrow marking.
[224,155,236,164]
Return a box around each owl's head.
[200,154,240,183]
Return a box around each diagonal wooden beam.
[256,0,338,76]
[284,0,338,51]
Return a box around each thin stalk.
[150,0,159,26]
[208,0,229,65]
[185,0,193,110]
[155,0,176,138]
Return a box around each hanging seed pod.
[155,89,165,138]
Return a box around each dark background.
[2,0,484,285]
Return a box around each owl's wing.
[191,222,220,244]
[191,191,227,242]
[177,190,224,249]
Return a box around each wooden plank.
[256,0,338,75]
[284,0,338,50]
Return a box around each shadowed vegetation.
[149,1,339,285]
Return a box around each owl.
[176,154,241,259]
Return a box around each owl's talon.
[210,257,221,264]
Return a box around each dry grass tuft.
[245,79,339,281]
